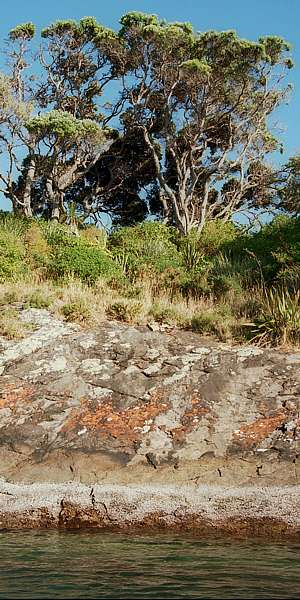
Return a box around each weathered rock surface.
[0,480,299,539]
[0,308,300,535]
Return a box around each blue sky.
[0,0,299,211]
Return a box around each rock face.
[0,308,300,535]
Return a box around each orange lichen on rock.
[181,395,211,427]
[62,390,170,443]
[233,411,287,448]
[170,394,212,441]
[0,384,36,409]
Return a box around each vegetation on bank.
[1,213,300,347]
[0,12,299,348]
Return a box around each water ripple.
[0,531,299,599]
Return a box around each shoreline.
[0,481,299,540]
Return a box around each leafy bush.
[109,222,182,278]
[50,243,122,284]
[192,220,239,257]
[234,216,300,285]
[106,300,142,322]
[0,230,27,282]
[61,300,91,323]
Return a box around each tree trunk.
[46,178,60,221]
[22,155,35,218]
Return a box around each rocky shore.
[0,481,299,539]
[0,308,300,537]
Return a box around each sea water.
[0,530,300,599]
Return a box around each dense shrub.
[231,216,300,285]
[51,244,119,283]
[181,220,239,258]
[61,300,91,323]
[109,222,182,277]
[0,229,27,282]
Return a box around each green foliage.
[0,229,27,282]
[180,234,206,272]
[35,221,122,284]
[25,110,102,140]
[0,213,300,348]
[109,222,182,277]
[9,23,35,40]
[208,252,255,297]
[61,301,91,323]
[196,220,239,256]
[50,244,121,284]
[4,13,293,233]
[238,216,300,285]
[180,59,211,77]
[253,287,300,346]
[119,12,159,30]
[41,20,78,37]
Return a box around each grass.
[0,307,34,340]
[0,277,213,331]
[1,275,300,348]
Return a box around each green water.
[0,531,300,599]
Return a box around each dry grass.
[0,276,239,341]
[0,307,33,340]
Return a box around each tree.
[275,156,300,215]
[111,13,293,234]
[0,14,294,231]
[63,128,158,226]
[24,110,111,220]
[0,25,35,216]
[1,18,120,220]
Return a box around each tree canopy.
[0,12,295,233]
